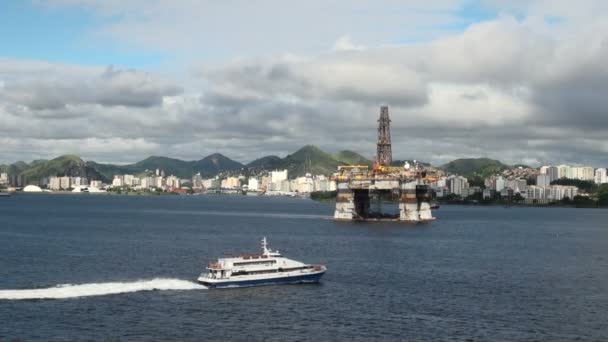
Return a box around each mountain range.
[0,145,515,184]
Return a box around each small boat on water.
[197,237,326,289]
[0,192,11,197]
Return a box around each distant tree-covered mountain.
[440,158,509,178]
[20,155,109,183]
[334,150,373,166]
[1,147,523,186]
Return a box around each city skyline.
[2,1,608,166]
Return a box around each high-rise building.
[112,175,124,187]
[49,177,61,190]
[537,174,551,187]
[595,168,607,184]
[270,170,288,191]
[0,172,8,184]
[557,165,569,179]
[495,176,506,192]
[547,166,559,182]
[166,175,180,189]
[192,173,203,189]
[60,176,71,189]
[446,175,469,196]
[247,178,259,191]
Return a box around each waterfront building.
[328,180,337,191]
[60,176,71,190]
[156,176,166,189]
[280,179,291,193]
[527,185,578,201]
[203,178,220,190]
[166,175,181,189]
[483,189,495,199]
[548,185,578,200]
[221,177,241,189]
[595,168,608,184]
[527,185,547,200]
[71,177,88,187]
[123,175,134,187]
[247,178,259,191]
[293,175,314,193]
[0,172,8,184]
[495,176,506,192]
[90,180,102,189]
[270,170,288,191]
[112,176,124,187]
[192,173,203,189]
[446,175,469,196]
[49,176,61,190]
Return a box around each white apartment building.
[446,175,469,196]
[595,168,607,184]
[112,176,124,187]
[0,172,8,184]
[123,174,134,187]
[49,176,61,190]
[221,177,241,189]
[270,170,288,191]
[247,178,259,191]
[192,173,203,189]
[203,178,220,189]
[293,176,314,193]
[166,175,181,188]
[90,180,102,189]
[495,176,506,192]
[60,176,71,189]
[528,185,578,201]
[156,177,166,189]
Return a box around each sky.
[1,0,608,166]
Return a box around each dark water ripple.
[1,194,607,341]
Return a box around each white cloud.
[3,2,608,167]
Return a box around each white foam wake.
[0,278,206,300]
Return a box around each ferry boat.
[197,237,326,289]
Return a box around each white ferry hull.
[198,269,325,289]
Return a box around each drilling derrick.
[376,106,392,166]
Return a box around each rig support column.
[334,181,356,220]
[400,181,420,221]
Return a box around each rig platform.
[333,106,436,222]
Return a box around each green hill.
[440,158,509,178]
[280,145,343,177]
[134,156,194,177]
[247,155,283,169]
[20,155,109,183]
[192,153,245,177]
[92,154,245,179]
[334,150,373,166]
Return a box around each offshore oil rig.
[334,106,436,222]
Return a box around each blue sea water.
[1,194,607,341]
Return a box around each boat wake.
[0,278,206,300]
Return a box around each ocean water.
[1,194,607,341]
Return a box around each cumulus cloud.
[0,63,182,110]
[2,1,608,167]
